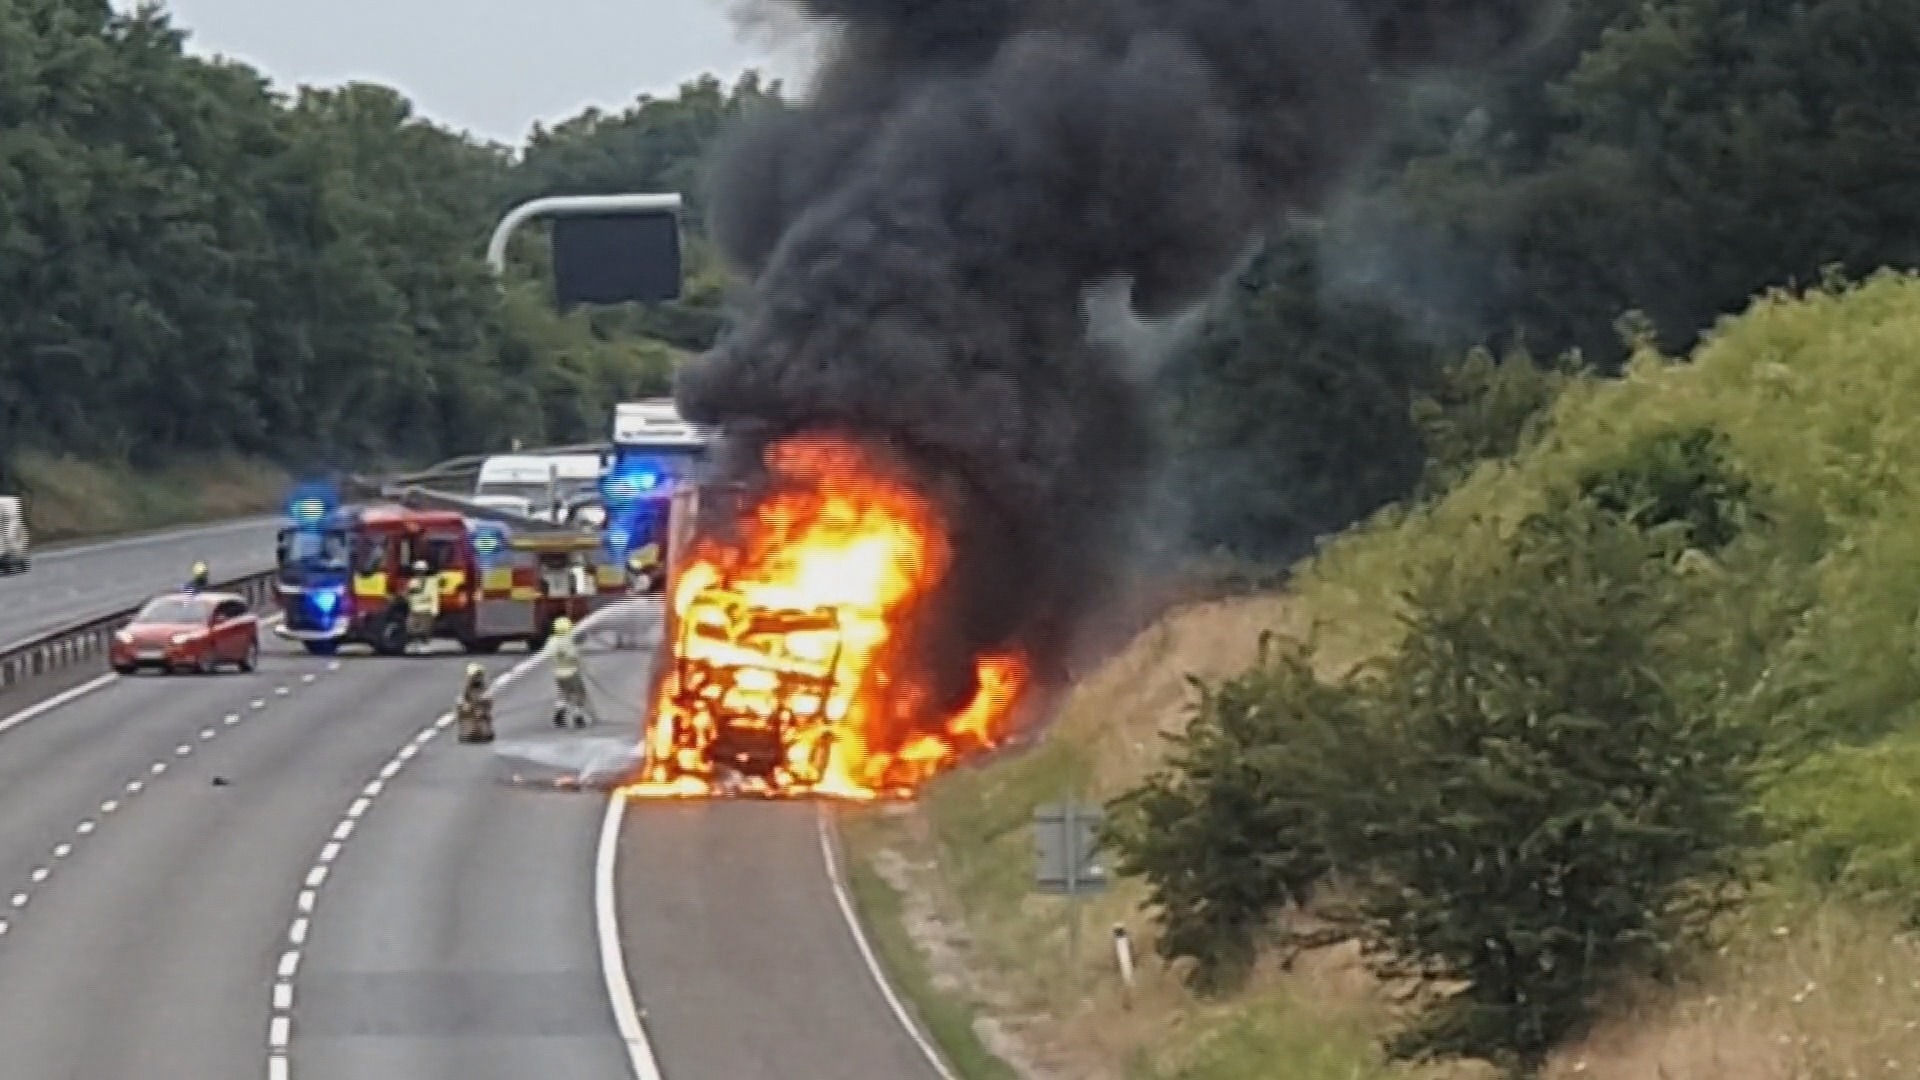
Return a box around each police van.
[0,495,29,574]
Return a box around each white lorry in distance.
[612,399,711,476]
[0,495,28,574]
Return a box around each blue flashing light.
[600,459,663,507]
[603,524,632,557]
[470,523,507,564]
[309,588,340,618]
[285,481,339,529]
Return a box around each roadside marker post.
[1113,923,1136,1010]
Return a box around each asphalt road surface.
[0,594,946,1080]
[0,635,520,1076]
[616,799,944,1080]
[290,613,659,1079]
[0,516,283,645]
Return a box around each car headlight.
[114,631,131,645]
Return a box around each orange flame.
[623,433,1028,801]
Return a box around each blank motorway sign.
[551,210,684,308]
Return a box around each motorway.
[0,515,283,644]
[0,525,950,1080]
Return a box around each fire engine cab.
[273,485,623,656]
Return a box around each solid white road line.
[816,807,959,1080]
[267,600,640,1080]
[0,612,289,736]
[0,674,118,736]
[596,790,664,1080]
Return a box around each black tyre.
[302,639,339,657]
[112,664,135,676]
[372,615,409,657]
[239,640,259,672]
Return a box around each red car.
[111,592,261,675]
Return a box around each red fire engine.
[274,501,622,656]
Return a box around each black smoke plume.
[678,0,1551,732]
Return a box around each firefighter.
[456,662,494,743]
[550,615,590,728]
[186,561,210,593]
[404,559,439,652]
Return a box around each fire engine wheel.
[372,616,410,657]
[302,640,339,657]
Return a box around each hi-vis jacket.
[551,631,580,678]
[406,576,441,616]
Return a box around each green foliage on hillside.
[1166,0,1920,561]
[1113,272,1920,1075]
[0,1,767,474]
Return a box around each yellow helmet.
[552,616,574,635]
[467,662,485,677]
[192,561,208,576]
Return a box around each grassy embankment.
[840,270,1920,1080]
[6,453,286,544]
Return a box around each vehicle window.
[214,599,248,621]
[398,535,435,571]
[279,528,347,568]
[137,597,212,624]
[424,534,460,571]
[476,482,553,505]
[616,446,707,486]
[354,534,385,575]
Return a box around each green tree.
[0,3,724,474]
[1330,499,1766,1073]
[1105,632,1353,993]
[1410,345,1587,492]
[1158,230,1439,562]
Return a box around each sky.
[138,0,818,146]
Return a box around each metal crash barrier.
[0,572,277,693]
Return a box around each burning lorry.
[629,434,1026,801]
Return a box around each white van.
[0,496,29,574]
[474,455,557,504]
[474,453,605,522]
[544,454,606,505]
[469,493,537,518]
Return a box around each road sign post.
[1034,799,1106,970]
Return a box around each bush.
[1578,427,1758,552]
[1113,495,1775,1073]
[1105,632,1355,994]
[1113,273,1920,1075]
[1328,498,1767,1073]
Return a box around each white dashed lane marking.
[0,668,325,940]
[267,640,564,1076]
